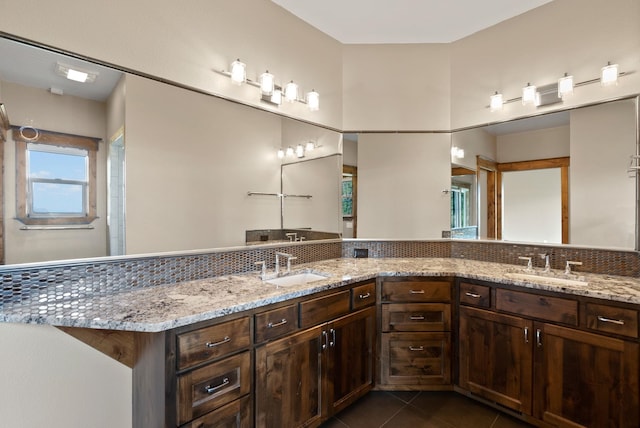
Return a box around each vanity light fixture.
[230,59,246,85]
[55,62,98,83]
[277,148,285,159]
[260,70,275,95]
[305,141,316,151]
[558,73,574,98]
[601,62,619,86]
[295,144,305,158]
[216,59,320,111]
[522,83,537,106]
[285,146,294,157]
[284,81,298,103]
[451,146,465,159]
[489,91,503,111]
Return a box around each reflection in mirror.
[0,36,344,265]
[452,97,638,249]
[450,166,477,239]
[342,133,358,238]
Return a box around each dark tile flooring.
[320,391,534,428]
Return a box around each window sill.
[15,216,98,226]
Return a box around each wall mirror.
[0,36,343,266]
[451,97,639,250]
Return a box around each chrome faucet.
[254,261,267,280]
[275,252,297,274]
[518,256,533,272]
[285,233,297,242]
[539,253,551,273]
[565,260,582,276]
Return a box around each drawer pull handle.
[204,377,230,394]
[410,315,425,320]
[536,329,542,347]
[597,315,625,325]
[330,328,336,347]
[524,327,529,343]
[409,290,425,294]
[465,292,481,299]
[409,346,424,351]
[267,318,288,328]
[205,336,231,348]
[359,292,371,299]
[322,330,328,350]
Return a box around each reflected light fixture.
[558,73,574,98]
[285,81,298,102]
[230,59,246,85]
[285,146,294,157]
[295,144,305,158]
[522,83,537,106]
[277,148,285,159]
[270,89,283,105]
[307,90,320,111]
[305,141,315,151]
[601,62,619,86]
[260,70,274,95]
[55,62,98,83]
[451,146,465,159]
[490,91,503,111]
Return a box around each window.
[450,184,471,229]
[13,128,99,225]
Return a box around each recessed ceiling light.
[55,62,98,83]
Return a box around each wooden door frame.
[496,157,570,244]
[476,156,498,239]
[343,165,357,238]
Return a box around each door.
[533,323,640,428]
[326,307,375,416]
[459,306,533,414]
[255,326,324,428]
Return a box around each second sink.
[505,272,588,287]
[266,272,329,287]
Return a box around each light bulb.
[558,73,574,98]
[296,144,305,158]
[307,90,320,111]
[285,81,298,102]
[305,141,315,151]
[286,147,294,157]
[260,70,274,95]
[522,83,537,106]
[230,59,246,85]
[601,62,619,86]
[490,92,503,111]
[277,148,285,159]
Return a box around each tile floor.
[320,391,534,428]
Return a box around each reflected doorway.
[342,165,357,238]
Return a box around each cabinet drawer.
[177,317,250,370]
[382,303,451,332]
[351,281,376,310]
[380,332,451,385]
[255,304,298,343]
[177,351,251,425]
[459,282,490,308]
[182,395,251,428]
[495,289,578,325]
[381,279,451,303]
[300,290,350,328]
[584,303,638,338]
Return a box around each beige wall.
[497,126,569,163]
[358,133,451,239]
[1,81,108,264]
[0,0,343,129]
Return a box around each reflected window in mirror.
[13,128,99,225]
[451,167,477,239]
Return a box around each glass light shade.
[260,71,275,95]
[489,92,503,111]
[270,89,282,105]
[230,59,246,85]
[286,146,294,157]
[558,74,574,98]
[277,148,285,159]
[305,141,315,151]
[307,90,320,111]
[522,84,537,106]
[295,144,305,158]
[66,69,89,83]
[285,81,298,102]
[601,63,619,86]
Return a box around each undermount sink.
[505,272,588,287]
[265,272,329,287]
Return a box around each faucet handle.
[254,261,267,280]
[518,256,533,272]
[565,260,582,275]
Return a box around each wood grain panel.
[254,304,298,343]
[381,303,451,332]
[351,281,376,310]
[380,279,451,303]
[57,326,135,368]
[459,282,491,308]
[182,395,251,428]
[299,290,350,328]
[496,289,578,325]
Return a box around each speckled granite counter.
[2,258,640,332]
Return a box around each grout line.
[488,414,500,428]
[379,402,409,428]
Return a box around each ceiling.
[0,38,122,102]
[271,0,553,44]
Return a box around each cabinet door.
[326,307,376,416]
[533,323,640,428]
[459,306,533,414]
[255,326,324,428]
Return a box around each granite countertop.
[2,258,640,333]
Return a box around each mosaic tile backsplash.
[1,239,638,307]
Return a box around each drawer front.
[380,332,451,385]
[584,303,638,338]
[496,289,578,325]
[381,279,451,303]
[177,317,250,370]
[351,281,376,310]
[255,304,298,343]
[183,395,251,428]
[177,351,251,425]
[459,282,491,308]
[382,303,451,332]
[300,290,350,328]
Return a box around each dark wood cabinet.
[458,306,532,414]
[458,280,640,428]
[255,282,376,428]
[533,322,639,428]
